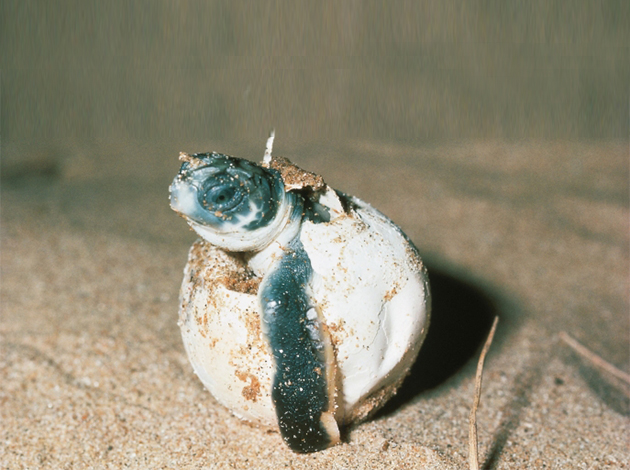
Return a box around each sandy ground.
[1,140,628,469]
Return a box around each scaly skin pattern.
[260,239,335,452]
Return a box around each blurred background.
[2,1,627,178]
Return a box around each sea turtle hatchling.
[169,137,431,453]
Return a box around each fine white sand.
[1,141,628,468]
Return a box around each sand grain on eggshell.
[1,141,628,469]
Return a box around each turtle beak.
[169,153,205,218]
[169,175,196,218]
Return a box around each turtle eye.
[202,179,245,213]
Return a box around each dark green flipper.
[260,240,336,453]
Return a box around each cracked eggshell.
[178,195,430,428]
[178,242,276,425]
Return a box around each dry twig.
[469,316,499,470]
[559,331,630,385]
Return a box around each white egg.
[171,149,430,453]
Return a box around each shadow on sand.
[373,262,514,418]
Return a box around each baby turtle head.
[170,152,301,252]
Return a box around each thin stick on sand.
[469,316,499,470]
[559,331,630,385]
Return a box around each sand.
[1,140,628,469]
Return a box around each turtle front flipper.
[259,240,340,453]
